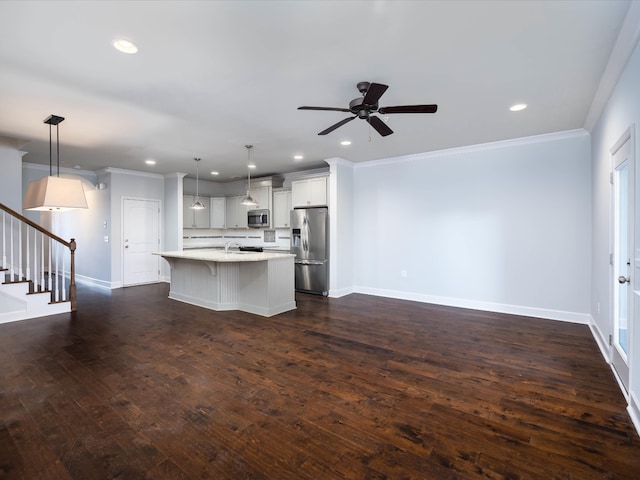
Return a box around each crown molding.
[355,129,589,170]
[584,1,640,131]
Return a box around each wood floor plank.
[1,283,639,479]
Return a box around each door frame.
[610,125,635,395]
[121,196,162,287]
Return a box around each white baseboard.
[629,392,640,437]
[328,286,355,298]
[353,286,591,324]
[588,316,611,362]
[75,274,120,290]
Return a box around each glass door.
[613,137,632,392]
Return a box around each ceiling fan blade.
[367,115,393,137]
[298,106,351,112]
[362,83,388,105]
[378,104,438,114]
[318,116,356,135]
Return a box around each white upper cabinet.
[210,197,226,229]
[225,195,248,229]
[292,176,328,207]
[183,195,210,229]
[273,190,292,228]
[250,186,271,211]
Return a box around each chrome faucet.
[225,241,242,254]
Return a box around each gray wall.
[0,139,23,211]
[590,28,640,419]
[351,130,591,322]
[101,168,165,288]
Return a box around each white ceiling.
[0,0,632,181]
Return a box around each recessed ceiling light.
[509,103,527,112]
[340,140,352,146]
[145,159,156,165]
[248,164,257,170]
[210,171,219,176]
[294,155,303,160]
[112,39,138,54]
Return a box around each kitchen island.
[155,249,296,317]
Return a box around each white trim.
[328,286,355,298]
[22,161,96,177]
[354,129,589,170]
[98,167,164,179]
[75,274,117,290]
[584,2,640,131]
[121,197,162,287]
[629,391,640,437]
[353,286,590,324]
[609,125,635,395]
[589,315,611,362]
[164,172,188,180]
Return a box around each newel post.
[69,238,77,312]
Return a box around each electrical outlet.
[401,270,407,278]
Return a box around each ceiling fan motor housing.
[356,81,370,94]
[349,97,377,118]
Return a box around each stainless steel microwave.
[248,209,270,228]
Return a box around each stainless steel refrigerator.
[290,207,328,295]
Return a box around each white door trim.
[121,196,162,287]
[610,125,635,395]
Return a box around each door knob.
[618,275,630,284]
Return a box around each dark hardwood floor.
[1,283,639,479]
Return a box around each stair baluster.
[0,203,77,312]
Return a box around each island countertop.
[155,248,296,317]
[154,249,294,262]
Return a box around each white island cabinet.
[155,249,296,317]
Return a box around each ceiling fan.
[298,81,438,137]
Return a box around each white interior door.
[123,198,160,286]
[612,135,632,392]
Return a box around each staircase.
[1,203,77,324]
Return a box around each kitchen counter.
[158,249,293,262]
[154,249,296,317]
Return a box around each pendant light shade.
[241,145,258,207]
[24,115,88,211]
[190,157,206,210]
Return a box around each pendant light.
[190,157,206,210]
[241,145,257,207]
[23,115,88,211]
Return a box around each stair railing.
[0,203,77,312]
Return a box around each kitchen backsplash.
[183,228,291,250]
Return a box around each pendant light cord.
[245,145,253,196]
[56,122,60,177]
[194,157,200,199]
[49,123,52,176]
